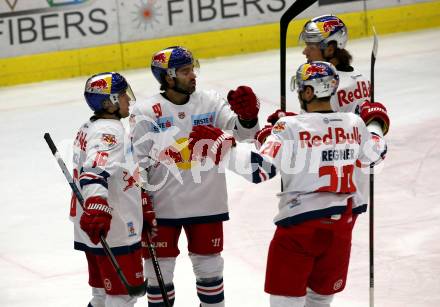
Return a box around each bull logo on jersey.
[122,171,137,191]
[102,133,117,147]
[272,121,286,134]
[158,137,193,170]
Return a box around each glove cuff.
[85,196,112,215]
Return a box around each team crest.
[273,121,286,134]
[178,112,186,119]
[102,133,117,147]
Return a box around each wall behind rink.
[0,0,439,86]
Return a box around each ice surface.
[1,28,440,307]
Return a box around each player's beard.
[175,78,196,95]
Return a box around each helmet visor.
[290,75,298,92]
[125,84,136,105]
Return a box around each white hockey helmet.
[291,61,339,99]
[299,15,348,49]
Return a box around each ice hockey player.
[257,14,390,213]
[188,61,387,307]
[130,46,260,306]
[72,72,157,307]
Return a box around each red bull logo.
[122,171,136,192]
[157,138,192,170]
[102,133,117,147]
[159,147,184,164]
[322,19,343,33]
[153,52,168,67]
[90,79,108,90]
[305,64,327,77]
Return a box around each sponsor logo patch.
[151,116,174,132]
[191,112,215,126]
[127,221,137,237]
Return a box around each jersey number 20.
[317,165,356,193]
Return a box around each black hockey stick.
[369,27,378,307]
[142,228,172,307]
[280,0,317,111]
[43,133,147,297]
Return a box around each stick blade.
[372,26,378,58]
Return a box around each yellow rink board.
[1,1,440,86]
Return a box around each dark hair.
[327,41,352,67]
[160,83,168,91]
[334,48,352,66]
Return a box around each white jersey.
[71,118,142,253]
[229,112,384,226]
[130,90,259,225]
[331,66,372,209]
[331,66,371,114]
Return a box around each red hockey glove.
[141,189,158,238]
[227,86,260,121]
[80,196,112,245]
[255,125,273,150]
[189,125,236,165]
[359,101,390,135]
[267,109,298,125]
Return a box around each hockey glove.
[359,101,390,135]
[227,86,260,121]
[189,125,236,165]
[80,196,112,245]
[267,109,298,125]
[370,133,388,163]
[141,189,158,238]
[255,125,273,150]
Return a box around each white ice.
[1,28,440,307]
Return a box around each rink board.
[1,0,439,86]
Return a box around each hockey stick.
[280,0,317,111]
[279,0,317,192]
[369,27,378,307]
[143,229,172,307]
[43,133,147,297]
